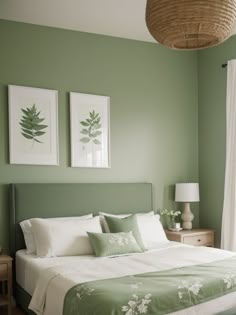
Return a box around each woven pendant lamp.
[146,0,236,50]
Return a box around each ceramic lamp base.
[182,221,192,230]
[181,202,194,230]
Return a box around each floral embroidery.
[121,293,152,315]
[76,285,94,300]
[109,232,136,246]
[121,281,151,315]
[178,280,203,302]
[223,273,236,289]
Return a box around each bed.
[10,183,236,315]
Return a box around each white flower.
[178,292,183,299]
[76,285,94,300]
[121,293,152,314]
[109,232,135,246]
[128,300,136,307]
[177,280,203,301]
[189,282,203,295]
[160,209,181,217]
[223,273,236,289]
[137,303,148,313]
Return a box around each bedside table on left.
[0,255,13,315]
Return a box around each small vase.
[168,217,176,230]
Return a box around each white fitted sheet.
[16,250,96,295]
[15,242,181,295]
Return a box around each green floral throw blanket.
[63,256,236,315]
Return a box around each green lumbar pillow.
[104,214,145,250]
[87,231,143,257]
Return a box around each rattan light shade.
[146,0,236,50]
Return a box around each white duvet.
[28,242,236,315]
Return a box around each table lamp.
[175,183,200,230]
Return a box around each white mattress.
[17,243,236,315]
[16,250,97,295]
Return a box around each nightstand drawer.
[183,233,213,246]
[0,263,8,280]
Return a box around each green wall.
[198,36,236,247]
[0,20,199,252]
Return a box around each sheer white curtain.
[221,59,236,251]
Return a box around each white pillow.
[99,211,154,232]
[20,214,93,254]
[31,216,102,257]
[138,214,168,249]
[100,212,168,249]
[20,220,36,254]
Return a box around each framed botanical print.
[8,85,59,165]
[70,92,110,168]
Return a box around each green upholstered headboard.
[9,183,153,256]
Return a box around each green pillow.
[87,231,142,257]
[104,214,145,250]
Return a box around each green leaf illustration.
[80,110,102,145]
[80,129,89,135]
[91,131,102,137]
[93,139,101,144]
[94,124,101,130]
[81,121,90,127]
[20,104,47,144]
[80,137,90,143]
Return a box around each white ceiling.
[0,0,236,43]
[0,0,154,42]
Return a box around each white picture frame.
[8,85,59,165]
[70,92,110,168]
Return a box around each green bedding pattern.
[63,256,236,315]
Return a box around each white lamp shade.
[175,183,200,202]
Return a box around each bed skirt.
[15,284,35,315]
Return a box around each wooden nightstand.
[0,255,13,315]
[165,229,215,247]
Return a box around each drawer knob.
[198,239,201,242]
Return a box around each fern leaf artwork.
[80,110,102,145]
[20,104,47,144]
